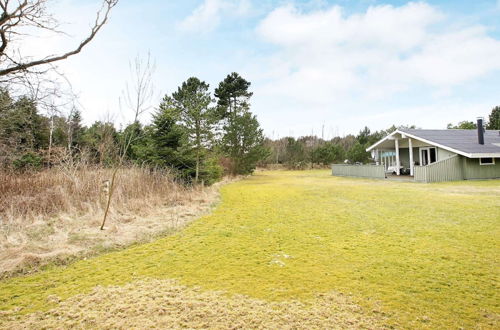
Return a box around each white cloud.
[178,0,251,33]
[255,2,500,107]
[258,3,442,50]
[10,1,499,137]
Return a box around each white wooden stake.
[409,138,414,176]
[395,138,400,175]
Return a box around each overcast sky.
[31,0,500,138]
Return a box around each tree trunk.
[195,120,201,183]
[48,116,54,166]
[67,120,73,151]
[195,149,200,183]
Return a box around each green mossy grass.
[1,170,499,328]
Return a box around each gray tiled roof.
[400,129,500,155]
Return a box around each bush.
[199,156,223,186]
[347,142,370,164]
[13,152,43,171]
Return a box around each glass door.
[420,147,437,166]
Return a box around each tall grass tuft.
[0,165,217,276]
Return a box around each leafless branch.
[0,0,118,77]
[122,52,156,122]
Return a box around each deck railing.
[331,164,386,179]
[333,155,470,182]
[414,155,463,183]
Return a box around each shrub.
[13,152,43,171]
[199,156,223,186]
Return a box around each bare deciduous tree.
[121,53,155,123]
[0,0,118,79]
[100,53,155,230]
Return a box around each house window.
[420,147,437,166]
[479,158,495,165]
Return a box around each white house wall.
[396,138,429,148]
[437,148,456,161]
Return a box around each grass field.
[1,170,499,328]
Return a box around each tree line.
[2,78,498,176]
[259,125,408,168]
[0,73,268,185]
[261,106,500,169]
[447,107,500,130]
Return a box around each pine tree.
[214,72,252,121]
[215,73,267,174]
[143,96,196,181]
[9,96,47,152]
[487,106,500,130]
[172,77,216,182]
[67,109,84,150]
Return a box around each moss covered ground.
[1,170,499,328]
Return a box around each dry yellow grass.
[0,166,224,277]
[0,278,385,329]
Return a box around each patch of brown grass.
[0,166,224,276]
[0,278,386,329]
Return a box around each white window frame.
[419,147,437,166]
[479,157,495,165]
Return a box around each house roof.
[366,128,500,158]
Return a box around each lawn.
[1,170,499,328]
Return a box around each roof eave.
[468,153,500,158]
[365,130,401,152]
[398,131,472,157]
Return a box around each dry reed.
[0,166,221,276]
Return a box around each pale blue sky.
[43,0,500,137]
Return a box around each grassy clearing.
[1,170,499,328]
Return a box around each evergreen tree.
[120,121,144,161]
[285,137,306,168]
[142,96,196,181]
[347,141,370,163]
[172,77,217,182]
[49,115,69,147]
[67,109,84,150]
[80,121,118,165]
[357,126,371,145]
[312,143,345,165]
[0,88,12,115]
[0,94,48,168]
[215,73,267,174]
[487,106,500,130]
[0,89,14,166]
[221,111,268,174]
[447,121,476,129]
[214,72,252,120]
[13,96,48,151]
